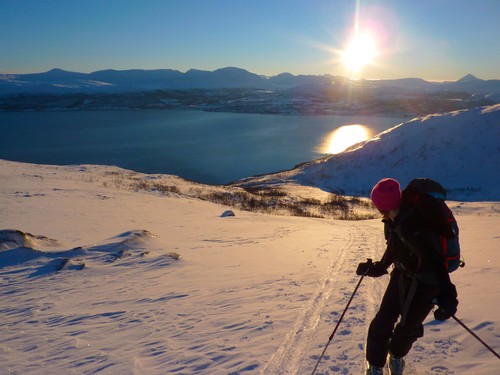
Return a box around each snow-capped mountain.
[235,104,500,201]
[1,67,499,95]
[0,67,282,94]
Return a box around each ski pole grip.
[362,258,374,276]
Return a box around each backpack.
[402,178,464,272]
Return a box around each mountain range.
[1,67,500,95]
[2,67,499,116]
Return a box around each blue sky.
[1,0,499,80]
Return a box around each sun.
[342,33,377,73]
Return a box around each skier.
[358,178,458,375]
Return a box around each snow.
[1,157,499,375]
[236,104,500,202]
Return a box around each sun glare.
[322,125,370,154]
[342,33,377,73]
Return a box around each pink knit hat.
[370,178,402,211]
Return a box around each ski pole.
[310,259,372,375]
[452,315,500,360]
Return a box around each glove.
[434,282,458,321]
[356,260,388,277]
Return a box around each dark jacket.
[380,200,450,286]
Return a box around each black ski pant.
[366,269,438,368]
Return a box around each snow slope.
[236,104,500,202]
[1,160,499,374]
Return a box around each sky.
[1,0,499,81]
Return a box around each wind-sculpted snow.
[0,229,180,278]
[0,229,60,250]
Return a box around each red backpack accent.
[403,178,464,272]
[440,206,462,272]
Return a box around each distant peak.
[186,68,207,74]
[47,68,74,74]
[457,74,481,83]
[45,68,82,77]
[274,72,295,78]
[214,67,252,74]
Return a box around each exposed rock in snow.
[221,210,236,217]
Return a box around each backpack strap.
[398,271,418,327]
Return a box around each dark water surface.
[0,110,407,184]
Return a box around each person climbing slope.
[358,178,459,375]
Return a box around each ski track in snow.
[262,223,353,374]
[264,221,387,374]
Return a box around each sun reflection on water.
[321,124,371,154]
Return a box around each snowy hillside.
[0,160,499,374]
[236,104,500,201]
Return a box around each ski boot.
[366,363,384,375]
[388,354,405,375]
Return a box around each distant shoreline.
[0,89,491,117]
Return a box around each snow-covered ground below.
[1,160,499,374]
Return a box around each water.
[0,110,408,184]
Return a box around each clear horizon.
[1,0,499,81]
[4,66,489,83]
